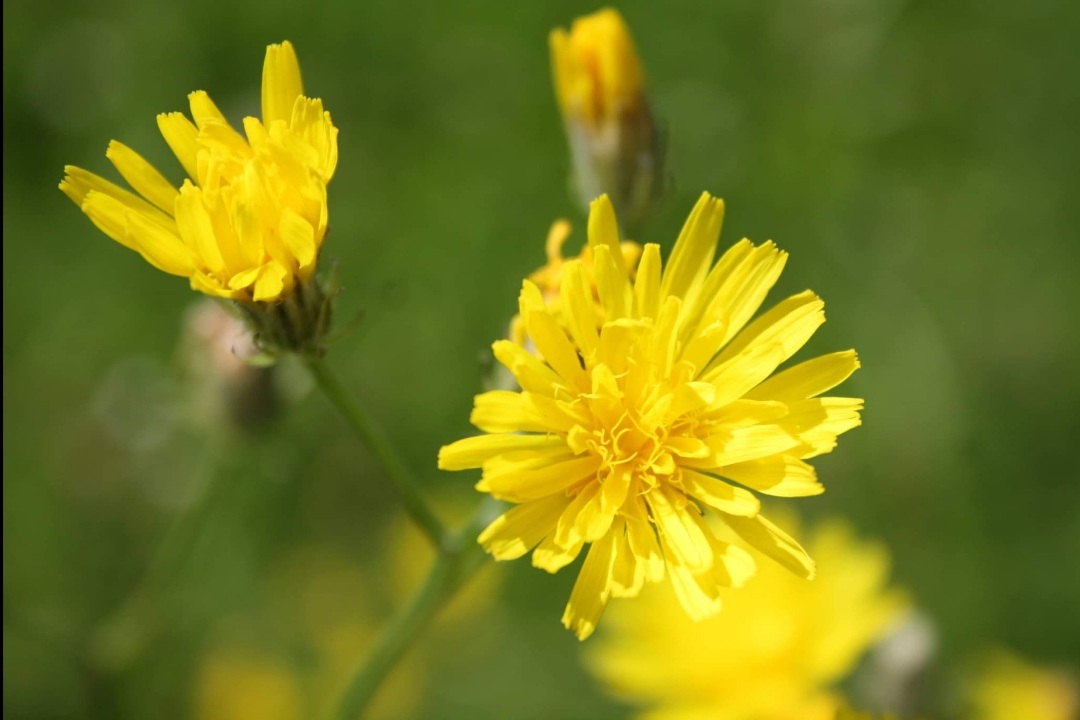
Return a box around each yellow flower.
[195,650,302,720]
[60,42,338,350]
[550,9,663,230]
[969,650,1078,720]
[440,192,864,639]
[586,517,908,719]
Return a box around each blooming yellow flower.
[587,517,908,719]
[550,8,663,230]
[969,650,1078,720]
[440,192,864,639]
[60,41,337,350]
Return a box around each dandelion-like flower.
[969,651,1079,720]
[440,193,864,639]
[587,517,907,719]
[60,41,337,353]
[550,8,663,230]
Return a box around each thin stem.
[304,356,447,548]
[336,510,492,720]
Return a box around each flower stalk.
[335,512,490,720]
[304,357,448,548]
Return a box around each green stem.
[304,357,447,548]
[336,511,491,720]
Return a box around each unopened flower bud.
[550,9,665,231]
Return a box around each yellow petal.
[680,469,760,516]
[678,320,728,375]
[747,349,861,402]
[724,512,816,579]
[438,433,568,471]
[189,271,237,299]
[156,112,200,180]
[645,487,712,573]
[595,320,641,376]
[289,96,338,182]
[666,562,722,622]
[198,118,253,162]
[554,482,603,546]
[279,207,317,274]
[659,192,724,302]
[703,341,792,406]
[645,295,681,379]
[700,399,788,428]
[174,181,226,276]
[681,240,787,349]
[587,194,623,257]
[227,265,262,291]
[60,165,176,231]
[782,397,864,459]
[623,497,664,582]
[562,528,618,640]
[560,260,599,358]
[525,393,589,433]
[698,424,801,467]
[527,309,587,387]
[469,391,548,433]
[82,191,194,276]
[242,116,269,148]
[252,262,288,302]
[262,41,304,127]
[631,243,662,320]
[721,455,824,497]
[532,534,584,573]
[599,466,631,515]
[491,339,567,397]
[592,244,632,321]
[478,495,568,560]
[708,289,825,372]
[481,454,601,503]
[105,141,179,215]
[230,194,267,268]
[608,521,645,598]
[708,537,756,588]
[188,90,227,130]
[557,479,617,546]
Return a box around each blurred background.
[4,0,1079,718]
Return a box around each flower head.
[60,41,338,344]
[587,518,908,719]
[440,193,865,639]
[550,9,664,231]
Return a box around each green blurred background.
[4,0,1079,718]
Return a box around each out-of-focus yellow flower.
[550,9,664,230]
[193,511,500,720]
[509,218,641,347]
[969,650,1078,720]
[61,41,337,353]
[195,650,302,720]
[440,193,864,640]
[195,546,420,720]
[587,518,908,719]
